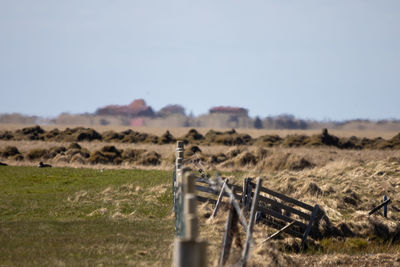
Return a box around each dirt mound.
[102,130,125,142]
[184,145,202,158]
[302,182,323,196]
[0,146,20,158]
[88,151,111,164]
[281,135,309,147]
[15,125,45,140]
[257,152,315,171]
[235,152,257,166]
[70,154,86,164]
[140,151,161,166]
[210,153,228,164]
[68,142,81,150]
[121,148,146,162]
[88,146,123,164]
[66,148,90,159]
[159,130,176,144]
[183,129,204,143]
[256,135,283,147]
[47,146,66,158]
[204,129,252,146]
[307,129,340,147]
[27,148,49,160]
[0,130,14,140]
[71,127,102,142]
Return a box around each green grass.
[0,166,174,266]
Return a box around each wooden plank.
[258,195,311,221]
[301,205,319,246]
[195,178,212,185]
[245,181,253,216]
[219,203,238,267]
[242,178,248,208]
[261,221,296,243]
[263,220,304,239]
[384,195,388,218]
[195,184,220,195]
[211,179,228,219]
[368,198,391,216]
[258,206,307,230]
[195,185,241,200]
[250,182,314,211]
[196,195,217,205]
[241,178,262,267]
[229,183,243,193]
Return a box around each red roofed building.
[209,106,248,116]
[96,99,155,118]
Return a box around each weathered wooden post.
[211,178,228,219]
[240,178,262,267]
[174,172,207,267]
[174,141,185,237]
[176,141,184,170]
[384,195,388,218]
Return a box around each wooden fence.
[195,176,320,245]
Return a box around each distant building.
[209,106,248,117]
[130,117,145,127]
[157,104,186,117]
[96,99,155,118]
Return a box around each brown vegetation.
[2,126,400,152]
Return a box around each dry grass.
[186,148,400,265]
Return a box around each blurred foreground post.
[174,142,207,267]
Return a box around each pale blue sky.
[0,0,399,120]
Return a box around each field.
[0,167,173,266]
[1,124,400,266]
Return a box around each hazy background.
[0,0,399,120]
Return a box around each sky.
[0,0,399,121]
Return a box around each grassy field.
[2,123,400,266]
[2,162,400,266]
[0,166,174,266]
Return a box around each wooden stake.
[211,179,228,219]
[261,221,295,243]
[240,178,262,267]
[219,202,238,267]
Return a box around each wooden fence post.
[384,195,388,218]
[174,141,185,237]
[242,178,248,208]
[219,201,238,267]
[240,178,262,267]
[174,172,207,267]
[211,179,228,219]
[245,179,253,216]
[301,204,319,247]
